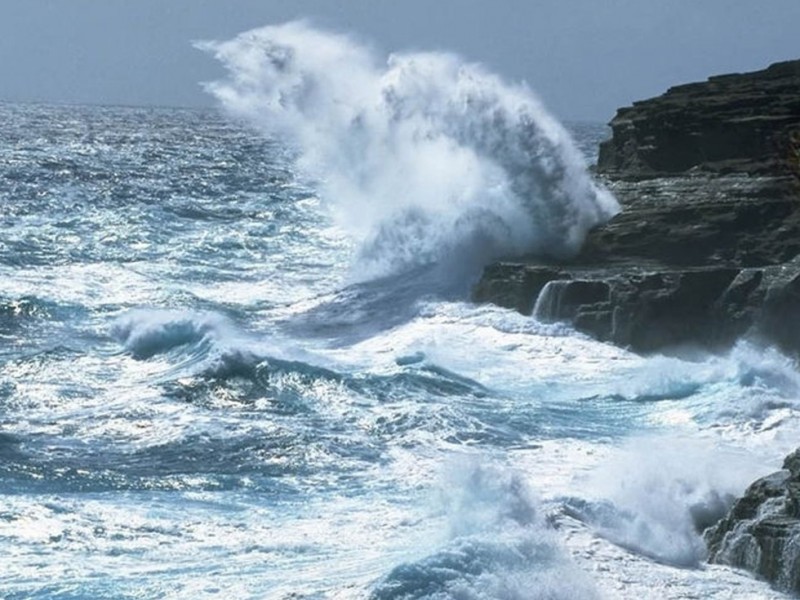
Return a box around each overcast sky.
[1,0,798,121]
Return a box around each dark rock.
[481,263,745,353]
[784,449,800,479]
[581,176,800,268]
[472,264,562,315]
[472,59,800,355]
[474,250,800,355]
[705,449,800,594]
[597,60,800,180]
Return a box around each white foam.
[199,22,617,282]
[568,436,769,567]
[372,459,601,599]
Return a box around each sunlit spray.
[198,22,618,283]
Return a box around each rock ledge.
[473,59,800,355]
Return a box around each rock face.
[598,60,800,179]
[704,449,800,594]
[473,59,800,355]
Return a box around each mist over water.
[199,22,617,281]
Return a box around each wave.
[111,308,488,402]
[562,437,770,568]
[198,22,617,283]
[603,341,800,430]
[281,263,478,344]
[372,461,599,599]
[111,309,231,360]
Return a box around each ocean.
[1,23,799,600]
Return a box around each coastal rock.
[597,60,800,180]
[472,265,562,316]
[475,252,800,354]
[704,449,800,594]
[473,59,800,355]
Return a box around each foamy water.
[0,24,795,600]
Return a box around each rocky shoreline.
[474,59,800,355]
[473,59,800,593]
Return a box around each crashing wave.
[198,22,617,282]
[372,462,599,599]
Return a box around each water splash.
[372,460,600,599]
[198,22,618,282]
[565,437,769,567]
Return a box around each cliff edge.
[473,59,800,355]
[473,58,800,593]
[598,60,800,179]
[705,448,800,595]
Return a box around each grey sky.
[1,0,798,121]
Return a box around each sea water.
[1,23,798,600]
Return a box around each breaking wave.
[198,21,617,282]
[372,462,599,600]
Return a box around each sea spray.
[372,460,600,599]
[564,437,769,567]
[198,22,618,282]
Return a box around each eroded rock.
[705,449,800,594]
[473,59,800,355]
[597,60,800,180]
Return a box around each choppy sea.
[2,23,799,600]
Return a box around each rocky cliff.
[597,60,800,179]
[473,59,800,355]
[473,59,800,592]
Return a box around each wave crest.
[372,462,600,599]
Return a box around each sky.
[1,0,798,122]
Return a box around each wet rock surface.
[473,59,800,355]
[705,449,800,594]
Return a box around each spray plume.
[198,22,618,280]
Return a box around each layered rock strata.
[473,59,800,354]
[597,60,800,179]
